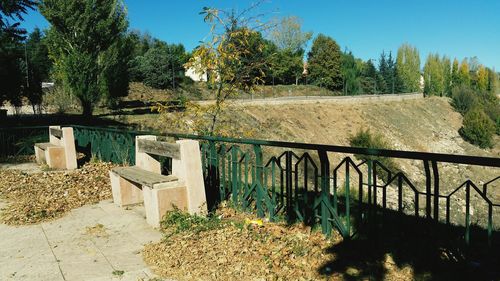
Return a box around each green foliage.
[0,31,23,105]
[442,56,452,96]
[307,34,342,91]
[136,42,188,90]
[266,47,304,85]
[349,129,398,172]
[341,52,361,95]
[459,107,495,148]
[457,58,471,87]
[178,5,271,135]
[100,35,133,107]
[423,53,445,96]
[40,0,128,116]
[378,51,398,94]
[0,0,35,39]
[269,16,312,54]
[483,102,500,135]
[396,43,421,92]
[160,208,222,236]
[0,0,35,105]
[42,85,79,113]
[127,31,154,82]
[267,16,311,85]
[451,86,478,115]
[23,28,52,107]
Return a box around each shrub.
[42,86,80,113]
[451,86,478,115]
[483,101,500,135]
[349,129,398,172]
[459,108,495,148]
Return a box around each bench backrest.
[137,139,180,160]
[48,125,77,170]
[50,127,63,138]
[135,135,206,215]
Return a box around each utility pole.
[24,42,29,89]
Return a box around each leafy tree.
[307,34,342,91]
[270,16,312,54]
[451,85,478,115]
[175,6,270,135]
[487,68,497,93]
[267,47,304,85]
[361,59,379,94]
[0,0,35,39]
[442,56,452,96]
[139,42,188,90]
[458,58,471,87]
[100,35,133,106]
[423,53,444,96]
[386,52,397,93]
[0,0,35,105]
[127,30,154,82]
[379,51,397,94]
[451,58,460,87]
[341,51,361,95]
[23,28,52,111]
[476,65,489,92]
[396,43,421,92]
[378,51,388,93]
[460,107,495,148]
[40,0,128,116]
[0,33,23,105]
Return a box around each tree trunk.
[81,101,93,116]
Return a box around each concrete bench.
[34,126,77,170]
[109,135,207,227]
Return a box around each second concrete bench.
[109,135,207,227]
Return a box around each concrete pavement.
[0,200,167,281]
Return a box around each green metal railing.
[1,125,499,245]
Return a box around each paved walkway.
[0,200,165,281]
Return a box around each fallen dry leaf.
[0,162,116,225]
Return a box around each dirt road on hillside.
[196,92,423,106]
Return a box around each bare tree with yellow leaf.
[157,3,271,136]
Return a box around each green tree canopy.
[423,53,445,96]
[307,34,342,91]
[269,16,312,54]
[40,0,128,115]
[396,43,421,92]
[138,42,188,90]
[23,28,52,108]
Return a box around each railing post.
[465,181,471,245]
[285,151,293,220]
[318,149,332,236]
[424,160,432,219]
[431,161,440,221]
[398,174,403,213]
[231,145,239,204]
[345,161,350,236]
[219,144,226,201]
[253,144,264,218]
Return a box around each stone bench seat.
[34,126,77,170]
[111,166,181,188]
[34,142,61,150]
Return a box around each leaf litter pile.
[144,205,353,281]
[0,162,115,224]
[143,205,422,281]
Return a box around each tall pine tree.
[40,0,129,116]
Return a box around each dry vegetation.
[0,162,115,224]
[143,205,420,281]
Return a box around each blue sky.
[21,0,500,69]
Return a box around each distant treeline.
[1,0,498,116]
